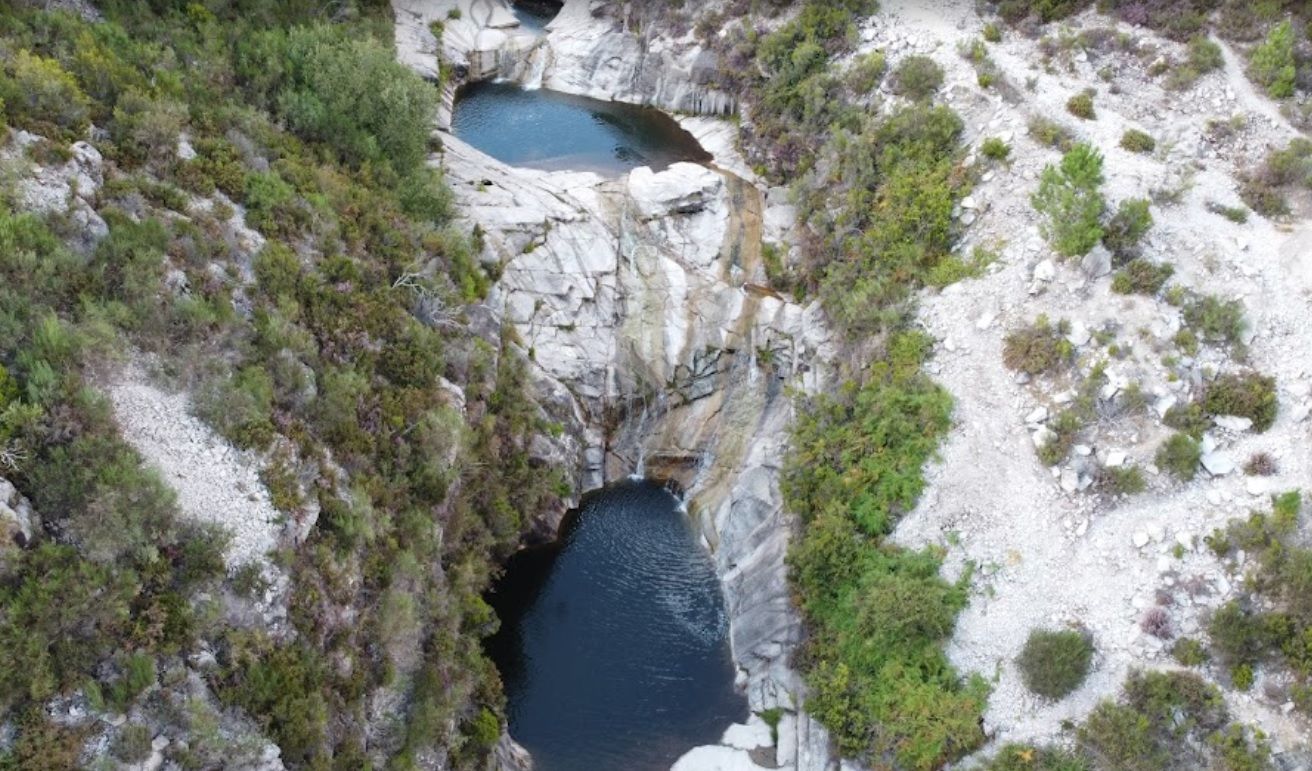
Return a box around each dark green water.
[510,0,559,33]
[451,82,710,175]
[485,480,745,771]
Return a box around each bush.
[1167,36,1224,90]
[1183,294,1246,348]
[892,55,945,100]
[1102,198,1153,262]
[1029,116,1074,150]
[1203,372,1277,432]
[1140,607,1172,639]
[1098,465,1146,496]
[1017,628,1093,699]
[111,724,153,763]
[1173,637,1210,666]
[1243,452,1277,476]
[1111,259,1173,295]
[1155,433,1201,481]
[1207,201,1249,223]
[1003,316,1072,375]
[0,50,91,138]
[1032,143,1106,257]
[983,23,1002,43]
[1066,91,1096,119]
[1250,21,1296,99]
[1120,128,1155,153]
[981,136,1011,160]
[237,25,440,174]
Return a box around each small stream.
[485,480,746,771]
[451,82,710,175]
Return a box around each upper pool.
[451,81,711,176]
[510,0,560,34]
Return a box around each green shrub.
[1066,91,1096,120]
[1119,128,1155,153]
[846,51,887,94]
[784,341,986,766]
[1111,259,1173,295]
[1183,294,1246,348]
[236,25,440,177]
[111,724,153,763]
[1173,637,1210,666]
[1102,198,1153,262]
[1017,628,1093,699]
[1002,316,1073,375]
[1203,372,1277,432]
[1032,143,1105,256]
[1155,433,1201,481]
[983,23,1003,43]
[981,136,1011,160]
[0,50,91,138]
[1207,201,1249,223]
[1167,36,1224,90]
[1029,116,1074,150]
[1097,465,1146,495]
[1250,21,1296,99]
[892,55,945,100]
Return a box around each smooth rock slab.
[672,746,772,771]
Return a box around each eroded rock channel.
[396,1,839,767]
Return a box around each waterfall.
[522,43,549,90]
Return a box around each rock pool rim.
[449,81,713,176]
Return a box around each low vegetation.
[1156,433,1202,481]
[1003,316,1073,376]
[1119,128,1155,153]
[1017,628,1093,699]
[0,2,564,766]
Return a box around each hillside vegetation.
[0,1,561,767]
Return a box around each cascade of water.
[522,43,549,90]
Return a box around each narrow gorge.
[394,0,840,768]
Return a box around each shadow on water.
[485,479,746,771]
[510,0,561,34]
[451,82,711,176]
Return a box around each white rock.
[1032,426,1057,448]
[1213,415,1253,432]
[1073,444,1092,456]
[1201,451,1235,476]
[1133,531,1150,548]
[1060,469,1079,493]
[1026,406,1049,424]
[1080,245,1112,278]
[1033,259,1056,283]
[1066,321,1091,347]
[720,719,773,751]
[1105,450,1127,467]
[975,311,996,330]
[1246,477,1269,496]
[1153,394,1178,418]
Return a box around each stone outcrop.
[393,0,735,127]
[439,124,837,767]
[0,476,38,572]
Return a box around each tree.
[1032,143,1106,257]
[1250,22,1295,99]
